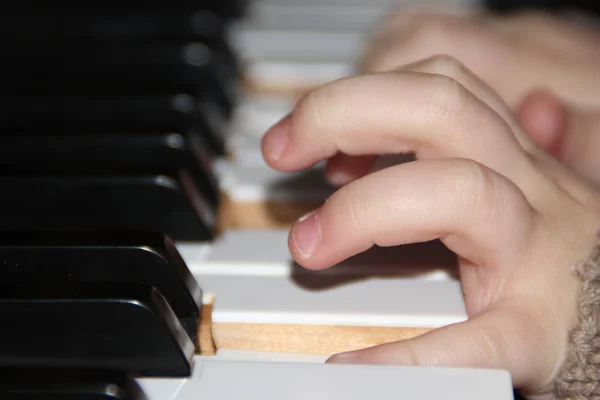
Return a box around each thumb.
[327,302,554,395]
[517,89,566,158]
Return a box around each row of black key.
[1,1,246,398]
[1,6,241,240]
[0,131,217,240]
[0,232,202,400]
[3,41,237,118]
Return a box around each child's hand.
[358,7,600,189]
[360,9,600,110]
[261,55,600,398]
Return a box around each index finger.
[261,72,527,183]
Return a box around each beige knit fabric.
[554,243,600,399]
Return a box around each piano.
[0,0,523,398]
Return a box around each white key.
[216,160,334,203]
[229,93,295,140]
[243,60,354,93]
[241,4,388,32]
[138,356,514,400]
[174,242,214,271]
[189,229,465,329]
[231,28,365,63]
[225,134,265,165]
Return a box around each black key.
[0,368,147,400]
[0,93,198,133]
[2,10,228,43]
[0,95,227,156]
[197,97,228,156]
[0,133,220,208]
[0,231,202,343]
[3,42,236,116]
[0,281,194,377]
[0,174,215,241]
[9,0,248,19]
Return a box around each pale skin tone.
[355,8,600,188]
[260,54,600,399]
[360,8,600,109]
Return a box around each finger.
[327,298,553,393]
[517,89,566,158]
[328,55,534,185]
[261,71,528,182]
[288,158,534,274]
[397,55,536,152]
[324,154,378,186]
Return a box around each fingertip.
[324,169,355,187]
[517,89,566,157]
[292,209,321,256]
[327,344,403,365]
[287,209,327,270]
[326,351,361,364]
[261,113,292,167]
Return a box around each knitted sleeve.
[554,242,600,399]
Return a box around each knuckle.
[449,159,487,193]
[424,74,470,126]
[448,159,531,233]
[425,54,468,80]
[447,159,494,219]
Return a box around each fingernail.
[326,170,353,186]
[326,351,359,364]
[264,114,291,160]
[292,210,321,258]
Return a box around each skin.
[517,90,600,188]
[261,55,600,398]
[360,8,600,109]
[322,8,600,189]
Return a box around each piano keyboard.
[2,0,516,398]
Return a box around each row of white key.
[179,229,465,330]
[230,0,481,92]
[138,355,514,400]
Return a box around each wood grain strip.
[207,322,431,355]
[218,192,321,230]
[198,295,217,356]
[241,77,312,98]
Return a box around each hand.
[360,8,600,109]
[343,7,600,188]
[261,55,600,398]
